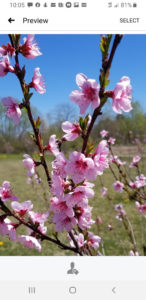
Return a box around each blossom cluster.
[70,73,133,115]
[130,174,146,189]
[0,34,145,256]
[115,204,127,221]
[49,140,109,248]
[0,35,45,125]
[0,181,49,251]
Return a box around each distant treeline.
[0,101,145,154]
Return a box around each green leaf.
[29,132,35,140]
[23,107,28,114]
[36,116,41,129]
[84,115,89,130]
[79,117,84,130]
[33,153,41,161]
[86,143,95,156]
[105,78,110,88]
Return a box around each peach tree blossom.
[0,34,145,256]
[2,97,22,125]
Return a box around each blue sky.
[0,34,146,117]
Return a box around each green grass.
[0,151,145,256]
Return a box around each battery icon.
[27,2,33,6]
[133,3,137,7]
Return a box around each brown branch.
[82,106,102,153]
[25,103,52,187]
[0,199,82,255]
[6,35,87,256]
[9,35,52,188]
[81,35,123,154]
[69,230,83,256]
[122,216,137,253]
[103,35,123,76]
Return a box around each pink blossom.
[101,187,107,197]
[75,205,95,230]
[0,43,15,57]
[65,182,94,208]
[129,181,137,189]
[108,137,116,145]
[0,56,14,77]
[115,203,126,221]
[51,174,66,198]
[135,174,146,189]
[0,218,17,241]
[113,181,124,193]
[0,181,18,202]
[62,121,81,141]
[11,200,33,216]
[135,202,146,214]
[135,138,140,145]
[47,135,59,156]
[100,130,109,138]
[108,224,113,231]
[1,97,21,125]
[28,211,49,225]
[27,178,32,185]
[28,211,49,235]
[52,212,77,232]
[65,190,88,209]
[112,76,133,114]
[70,73,100,114]
[37,223,47,234]
[66,151,97,183]
[0,48,7,56]
[110,155,126,166]
[87,232,101,249]
[18,235,41,251]
[82,181,95,197]
[20,35,42,59]
[28,221,47,235]
[52,153,68,178]
[31,68,46,94]
[34,174,42,185]
[50,197,74,218]
[93,140,109,175]
[129,250,139,256]
[129,156,141,168]
[115,204,123,211]
[96,217,102,224]
[68,233,85,248]
[23,154,36,177]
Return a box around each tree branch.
[9,35,52,188]
[0,199,82,255]
[81,35,123,154]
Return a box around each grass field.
[0,149,145,256]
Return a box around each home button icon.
[69,286,77,294]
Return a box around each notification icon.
[66,2,72,8]
[27,2,33,7]
[35,2,41,7]
[74,2,79,7]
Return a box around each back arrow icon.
[112,287,116,294]
[8,18,15,23]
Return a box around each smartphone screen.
[0,1,146,299]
